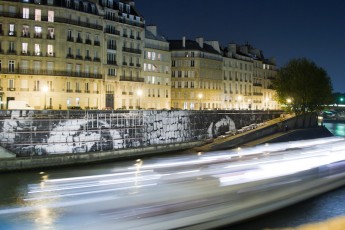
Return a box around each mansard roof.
[168,39,220,55]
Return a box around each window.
[8,79,15,89]
[76,64,81,76]
[35,26,42,38]
[34,61,41,74]
[47,45,54,56]
[22,43,28,54]
[9,41,15,52]
[23,8,29,19]
[35,44,41,55]
[67,63,72,74]
[8,60,15,73]
[47,0,54,5]
[35,9,41,21]
[47,62,53,74]
[34,80,40,91]
[67,82,71,91]
[48,28,54,39]
[22,25,29,37]
[9,24,15,36]
[48,10,54,22]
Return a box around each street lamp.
[137,89,143,110]
[42,86,49,110]
[286,98,292,104]
[197,93,203,110]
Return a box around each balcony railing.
[54,17,103,30]
[85,39,92,44]
[104,28,120,36]
[76,37,83,43]
[66,89,73,93]
[0,69,103,79]
[107,61,117,65]
[94,41,100,46]
[67,36,74,42]
[85,56,92,61]
[120,76,145,82]
[253,83,262,87]
[122,47,142,54]
[93,57,101,62]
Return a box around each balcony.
[104,28,120,36]
[66,54,74,59]
[84,56,91,61]
[0,69,103,79]
[253,92,263,96]
[107,45,117,50]
[75,90,82,93]
[136,36,141,40]
[136,63,141,67]
[94,41,100,46]
[67,36,74,42]
[122,62,128,66]
[107,60,117,65]
[120,76,145,82]
[130,35,135,39]
[47,34,55,40]
[34,33,42,39]
[54,17,103,30]
[46,52,55,57]
[75,55,83,60]
[129,63,134,67]
[93,57,101,62]
[20,51,31,56]
[85,90,90,93]
[76,37,83,43]
[22,33,30,38]
[66,89,73,93]
[7,88,16,91]
[7,50,17,55]
[122,47,142,54]
[8,31,16,36]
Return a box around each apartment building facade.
[143,25,171,110]
[0,0,145,110]
[169,37,223,110]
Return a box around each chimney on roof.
[146,25,157,36]
[196,37,204,48]
[182,36,186,48]
[228,43,236,57]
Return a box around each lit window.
[35,44,41,55]
[47,45,54,56]
[9,24,15,36]
[48,10,54,22]
[22,25,29,37]
[35,26,42,38]
[23,8,29,19]
[22,43,28,54]
[35,9,41,21]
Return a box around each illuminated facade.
[143,25,171,110]
[0,0,279,111]
[169,37,223,110]
[0,0,144,110]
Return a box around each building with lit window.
[143,25,171,110]
[0,0,145,110]
[169,37,223,110]
[221,43,254,110]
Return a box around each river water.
[229,121,345,229]
[0,122,344,229]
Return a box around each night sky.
[135,0,344,92]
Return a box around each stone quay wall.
[0,110,282,158]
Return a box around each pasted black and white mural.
[0,110,280,157]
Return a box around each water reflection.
[324,122,345,137]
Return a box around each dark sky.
[135,0,344,92]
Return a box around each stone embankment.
[0,111,328,172]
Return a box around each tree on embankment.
[273,58,333,115]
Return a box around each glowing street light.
[286,98,292,104]
[198,93,203,110]
[42,86,49,110]
[137,89,143,110]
